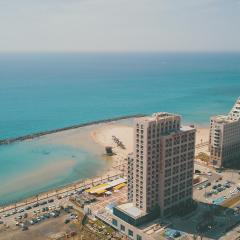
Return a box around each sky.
[0,0,240,52]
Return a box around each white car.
[207,171,212,176]
[50,212,56,217]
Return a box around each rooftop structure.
[116,202,146,219]
[85,178,126,195]
[228,97,240,121]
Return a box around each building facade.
[210,97,240,167]
[129,112,196,216]
[110,113,196,239]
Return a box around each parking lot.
[0,189,84,234]
[193,163,240,206]
[0,178,128,239]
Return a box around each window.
[128,229,133,237]
[164,197,171,206]
[165,178,171,186]
[165,158,172,168]
[164,188,171,196]
[173,166,179,174]
[172,185,178,193]
[172,175,179,183]
[137,235,142,240]
[173,156,180,165]
[187,170,192,178]
[165,168,172,177]
[120,225,125,232]
[112,219,118,226]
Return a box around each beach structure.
[209,97,240,167]
[109,113,196,239]
[85,178,127,195]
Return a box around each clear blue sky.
[0,0,240,52]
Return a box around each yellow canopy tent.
[113,183,126,190]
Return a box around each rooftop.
[137,112,181,123]
[211,115,239,124]
[180,125,195,132]
[211,97,240,123]
[115,202,147,219]
[228,97,240,121]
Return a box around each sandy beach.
[196,127,209,144]
[91,123,210,156]
[0,118,211,212]
[0,119,133,209]
[195,126,210,155]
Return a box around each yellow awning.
[95,189,107,195]
[113,183,126,190]
[85,183,109,194]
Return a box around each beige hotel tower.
[113,112,196,227]
[129,112,195,216]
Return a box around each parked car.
[64,219,70,224]
[22,226,28,231]
[29,220,35,225]
[25,206,32,210]
[33,203,39,208]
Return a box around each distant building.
[209,97,240,167]
[111,112,196,239]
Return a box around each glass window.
[112,219,118,226]
[120,225,125,232]
[128,229,133,237]
[137,235,142,240]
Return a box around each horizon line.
[0,50,240,55]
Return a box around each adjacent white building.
[209,97,240,167]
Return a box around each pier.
[0,114,145,146]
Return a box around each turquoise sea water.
[0,139,106,205]
[1,53,240,139]
[0,53,240,205]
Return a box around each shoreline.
[0,119,134,210]
[0,119,210,212]
[0,170,124,213]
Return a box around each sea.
[0,52,240,205]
